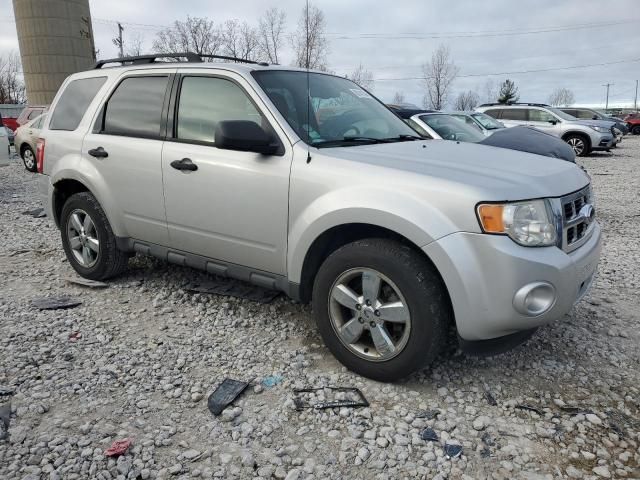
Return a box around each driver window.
[177,76,268,144]
[529,109,556,122]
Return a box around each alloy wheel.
[328,268,411,362]
[66,209,100,268]
[23,149,35,170]
[566,137,585,155]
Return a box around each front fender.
[287,187,459,284]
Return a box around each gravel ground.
[0,138,639,480]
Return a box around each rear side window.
[27,109,43,120]
[102,76,169,138]
[500,109,527,121]
[50,77,107,131]
[484,109,502,119]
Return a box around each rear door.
[161,70,292,275]
[82,70,174,245]
[497,108,527,127]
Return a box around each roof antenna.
[305,0,312,164]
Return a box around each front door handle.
[88,147,108,158]
[170,158,198,172]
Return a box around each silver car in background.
[15,113,46,172]
[450,111,506,136]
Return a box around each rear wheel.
[632,125,640,135]
[60,192,129,280]
[564,134,590,157]
[20,145,37,172]
[312,238,450,382]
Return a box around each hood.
[317,140,589,201]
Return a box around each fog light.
[513,282,556,316]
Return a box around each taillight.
[36,138,45,173]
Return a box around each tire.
[563,134,590,157]
[60,192,129,280]
[20,144,37,172]
[632,125,640,135]
[312,238,451,382]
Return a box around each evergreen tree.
[498,79,520,104]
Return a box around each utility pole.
[635,80,638,112]
[602,83,613,111]
[112,22,124,58]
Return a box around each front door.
[527,108,562,136]
[161,72,291,275]
[82,71,174,245]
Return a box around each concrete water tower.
[12,0,96,105]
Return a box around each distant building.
[12,0,96,105]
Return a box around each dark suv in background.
[561,107,629,136]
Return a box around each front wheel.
[312,238,451,382]
[564,134,590,157]
[60,192,129,280]
[632,125,640,135]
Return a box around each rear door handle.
[88,147,108,158]
[170,158,198,172]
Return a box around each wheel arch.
[561,130,591,149]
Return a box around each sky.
[1,0,639,108]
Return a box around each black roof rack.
[478,102,550,108]
[94,52,268,69]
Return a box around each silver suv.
[476,103,615,156]
[37,54,602,381]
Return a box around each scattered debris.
[7,249,30,257]
[32,296,82,310]
[444,443,463,459]
[516,404,543,415]
[293,387,369,411]
[104,438,132,457]
[559,405,594,416]
[481,432,495,446]
[0,387,14,397]
[484,390,498,406]
[68,331,82,342]
[420,427,438,442]
[185,280,280,304]
[22,207,46,218]
[0,403,11,441]
[415,409,440,419]
[262,375,283,388]
[207,379,250,416]
[63,277,109,289]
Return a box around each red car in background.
[624,113,640,135]
[0,104,25,131]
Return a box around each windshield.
[471,112,504,130]
[419,114,485,142]
[547,107,576,121]
[252,70,419,147]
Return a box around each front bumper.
[591,133,614,151]
[423,223,602,341]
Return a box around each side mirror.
[214,120,279,155]
[592,115,598,120]
[548,119,558,125]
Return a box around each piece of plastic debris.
[0,387,14,397]
[185,280,280,304]
[415,409,440,419]
[22,207,46,218]
[104,438,132,457]
[516,404,543,415]
[262,375,283,388]
[0,403,11,441]
[484,390,498,406]
[207,379,250,416]
[420,427,438,442]
[32,296,82,310]
[68,332,82,342]
[293,387,369,411]
[559,405,593,416]
[444,443,463,459]
[63,277,109,289]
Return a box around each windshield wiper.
[390,134,422,141]
[313,134,423,148]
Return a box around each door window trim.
[93,73,175,141]
[166,73,285,156]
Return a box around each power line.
[374,57,640,81]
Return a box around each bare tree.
[347,64,374,90]
[258,7,286,64]
[483,78,499,103]
[421,44,459,110]
[548,87,575,107]
[221,19,260,60]
[0,52,26,104]
[125,32,145,57]
[152,16,223,58]
[291,3,329,70]
[392,92,405,104]
[454,90,480,111]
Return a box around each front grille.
[560,186,594,252]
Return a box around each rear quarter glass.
[49,77,107,131]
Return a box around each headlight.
[477,200,557,247]
[590,125,610,133]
